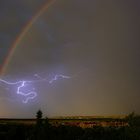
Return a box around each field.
[0,116,128,128]
[0,114,140,140]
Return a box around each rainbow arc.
[0,0,56,76]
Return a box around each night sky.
[0,0,140,118]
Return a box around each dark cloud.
[0,0,140,117]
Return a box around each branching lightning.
[0,79,36,103]
[17,81,37,103]
[49,75,70,84]
[0,74,70,104]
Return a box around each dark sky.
[0,0,140,118]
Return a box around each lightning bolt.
[49,75,70,84]
[0,79,37,103]
[0,74,70,104]
[17,81,37,103]
[34,74,70,83]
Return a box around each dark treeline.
[0,111,140,140]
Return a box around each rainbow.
[0,0,56,76]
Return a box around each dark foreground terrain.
[0,112,140,140]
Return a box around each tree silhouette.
[36,109,43,127]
